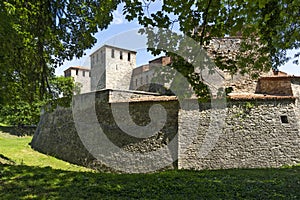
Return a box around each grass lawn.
[0,128,91,171]
[1,128,300,199]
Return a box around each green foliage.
[0,0,117,124]
[0,100,43,126]
[0,76,76,125]
[235,101,256,118]
[1,0,299,122]
[46,76,77,109]
[244,101,255,111]
[122,0,299,97]
[0,0,117,85]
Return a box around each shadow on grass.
[1,164,300,199]
[0,126,36,137]
[0,154,15,165]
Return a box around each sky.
[56,4,300,76]
[56,3,163,76]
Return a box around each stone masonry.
[31,77,300,172]
[31,42,300,173]
[178,98,300,170]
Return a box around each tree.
[1,0,299,113]
[0,76,76,125]
[0,0,118,124]
[122,0,299,74]
[1,0,118,98]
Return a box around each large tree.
[120,0,299,98]
[1,0,118,100]
[0,0,299,120]
[123,0,299,73]
[0,0,118,124]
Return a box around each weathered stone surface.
[31,90,179,173]
[178,99,300,170]
[31,107,95,167]
[31,90,300,173]
[256,76,294,96]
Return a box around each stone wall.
[31,90,300,173]
[73,69,91,94]
[31,107,95,166]
[31,90,179,173]
[178,99,300,170]
[256,77,293,96]
[206,37,273,94]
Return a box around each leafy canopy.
[122,0,300,72]
[0,0,118,124]
[0,0,299,122]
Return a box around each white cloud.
[112,9,125,25]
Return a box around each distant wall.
[256,77,293,96]
[31,90,300,173]
[74,71,91,94]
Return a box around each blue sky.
[56,4,299,76]
[56,3,162,76]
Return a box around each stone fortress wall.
[31,76,300,172]
[69,37,270,95]
[129,38,272,95]
[179,98,300,170]
[31,39,300,173]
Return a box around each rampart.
[31,89,300,173]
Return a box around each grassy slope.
[0,130,90,172]
[1,129,300,199]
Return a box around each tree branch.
[200,0,213,46]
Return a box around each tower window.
[120,51,123,60]
[146,75,149,83]
[83,71,85,77]
[64,70,71,77]
[128,52,131,61]
[135,79,138,86]
[76,69,78,76]
[111,49,115,58]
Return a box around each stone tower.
[64,66,91,94]
[90,45,137,91]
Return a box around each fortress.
[31,39,300,173]
[64,38,268,95]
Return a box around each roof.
[132,64,150,75]
[228,93,295,100]
[90,44,137,56]
[132,56,172,75]
[258,75,300,81]
[64,66,90,72]
[148,56,170,63]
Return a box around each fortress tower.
[64,66,91,94]
[90,45,137,91]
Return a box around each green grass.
[1,128,300,199]
[0,129,91,172]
